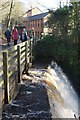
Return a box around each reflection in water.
[23,61,79,118]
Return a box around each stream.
[26,61,79,118]
[47,61,78,118]
[2,61,79,119]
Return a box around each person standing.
[5,28,11,46]
[12,27,19,45]
[20,28,27,42]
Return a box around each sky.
[18,0,70,12]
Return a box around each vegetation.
[33,2,80,93]
[0,0,25,38]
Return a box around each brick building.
[23,8,50,39]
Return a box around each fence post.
[29,39,33,67]
[3,51,9,104]
[25,42,28,66]
[27,40,30,64]
[17,45,21,83]
[23,41,29,75]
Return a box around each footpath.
[2,63,53,120]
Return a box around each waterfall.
[22,61,79,118]
[47,61,78,118]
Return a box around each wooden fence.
[0,40,33,111]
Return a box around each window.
[35,20,37,27]
[30,21,32,28]
[41,19,43,27]
[33,21,34,27]
[38,20,39,27]
[28,21,30,27]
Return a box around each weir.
[2,61,79,119]
[47,61,78,118]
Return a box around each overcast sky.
[18,0,70,12]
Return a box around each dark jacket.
[5,29,11,38]
[20,33,27,42]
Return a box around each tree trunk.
[7,0,13,28]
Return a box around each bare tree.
[0,0,26,32]
[7,0,14,28]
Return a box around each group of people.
[5,27,28,46]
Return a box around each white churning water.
[23,61,79,118]
[47,61,78,118]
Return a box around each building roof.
[27,7,43,13]
[28,12,48,21]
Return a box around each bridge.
[0,40,34,118]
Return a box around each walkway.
[2,63,52,120]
